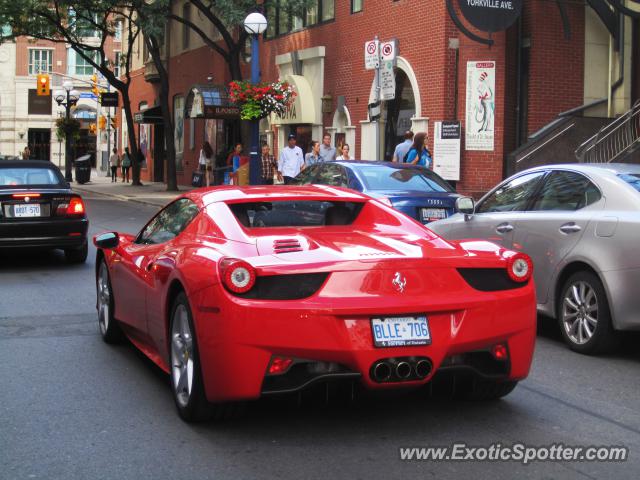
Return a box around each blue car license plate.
[371,316,431,347]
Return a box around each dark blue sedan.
[293,160,461,224]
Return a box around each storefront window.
[174,95,184,170]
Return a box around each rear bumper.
[601,267,640,331]
[0,218,88,249]
[190,281,537,402]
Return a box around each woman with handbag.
[404,132,432,168]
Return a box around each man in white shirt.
[392,130,414,162]
[278,134,305,184]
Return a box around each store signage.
[458,0,523,32]
[433,121,461,181]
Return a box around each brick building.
[124,0,639,196]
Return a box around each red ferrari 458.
[94,186,536,422]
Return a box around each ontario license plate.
[371,316,431,347]
[14,204,41,217]
[421,208,447,222]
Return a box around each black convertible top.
[0,160,61,170]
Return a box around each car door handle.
[496,223,514,233]
[560,223,582,234]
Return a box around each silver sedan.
[429,164,640,354]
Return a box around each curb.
[73,185,177,208]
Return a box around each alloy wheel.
[171,304,194,408]
[97,263,111,335]
[562,281,598,345]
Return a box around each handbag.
[191,171,204,188]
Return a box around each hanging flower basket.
[228,80,297,120]
[55,116,81,141]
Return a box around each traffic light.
[91,74,99,96]
[98,115,106,130]
[89,123,97,135]
[36,74,50,96]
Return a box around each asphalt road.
[1,193,639,480]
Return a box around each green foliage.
[55,116,81,141]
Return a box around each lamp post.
[243,12,268,186]
[54,80,80,182]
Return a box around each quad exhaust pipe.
[370,357,432,383]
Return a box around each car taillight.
[219,257,256,293]
[56,197,85,216]
[505,252,533,283]
[268,356,294,375]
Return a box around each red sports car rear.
[94,186,536,421]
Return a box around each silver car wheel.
[171,304,194,408]
[562,281,598,345]
[97,263,111,335]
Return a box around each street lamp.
[54,80,80,182]
[244,12,267,186]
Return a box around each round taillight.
[220,258,256,293]
[506,253,533,283]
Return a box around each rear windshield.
[618,173,640,192]
[228,201,364,227]
[0,167,65,188]
[357,165,454,193]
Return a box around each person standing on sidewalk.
[260,144,279,185]
[392,131,414,163]
[404,132,432,168]
[121,147,132,183]
[278,134,304,184]
[199,141,214,186]
[305,140,321,168]
[108,148,119,182]
[319,133,336,162]
[335,144,352,160]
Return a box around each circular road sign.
[458,0,523,33]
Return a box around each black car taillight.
[56,196,85,217]
[230,273,329,300]
[456,268,527,291]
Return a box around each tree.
[0,0,146,185]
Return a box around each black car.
[0,160,88,263]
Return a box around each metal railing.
[576,100,640,163]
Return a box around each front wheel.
[557,271,617,354]
[96,260,123,343]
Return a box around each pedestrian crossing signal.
[37,74,50,96]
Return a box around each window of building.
[70,9,98,38]
[351,0,363,13]
[265,0,334,38]
[75,51,95,76]
[114,19,122,41]
[182,3,191,49]
[28,49,53,75]
[113,51,121,77]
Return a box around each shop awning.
[184,84,240,119]
[134,106,163,124]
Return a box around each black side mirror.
[94,232,119,249]
[455,197,475,219]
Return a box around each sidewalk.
[73,169,194,207]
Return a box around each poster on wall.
[173,96,185,168]
[433,121,461,181]
[465,61,495,151]
[139,124,148,169]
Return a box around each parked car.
[429,163,640,354]
[94,185,536,422]
[293,160,463,224]
[0,160,88,263]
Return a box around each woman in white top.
[108,148,119,182]
[198,141,214,186]
[335,144,351,160]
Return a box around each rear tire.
[557,271,617,354]
[65,241,88,264]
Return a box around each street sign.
[380,61,396,100]
[80,93,97,100]
[380,40,397,63]
[365,39,379,70]
[100,92,119,107]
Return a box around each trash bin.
[74,155,92,184]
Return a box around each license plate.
[371,316,431,347]
[421,208,447,222]
[14,204,41,217]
